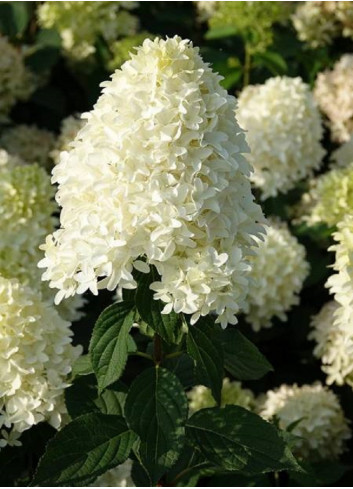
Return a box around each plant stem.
[131,351,154,361]
[153,334,163,365]
[164,350,184,361]
[243,43,251,87]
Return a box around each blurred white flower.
[314,55,353,142]
[259,382,351,460]
[50,115,85,165]
[0,124,55,168]
[0,36,36,120]
[188,378,255,414]
[37,1,139,60]
[0,276,81,448]
[91,460,134,487]
[237,76,325,199]
[331,135,353,169]
[39,36,265,328]
[245,219,309,330]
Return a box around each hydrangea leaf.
[186,406,301,474]
[89,301,135,392]
[222,328,273,380]
[186,317,223,405]
[125,367,188,484]
[31,413,136,486]
[136,270,184,345]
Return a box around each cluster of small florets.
[39,36,265,328]
[237,76,325,199]
[0,36,36,120]
[187,378,256,414]
[50,115,85,165]
[0,148,25,168]
[244,219,309,331]
[259,382,351,460]
[310,301,353,386]
[314,55,353,143]
[37,1,139,60]
[0,276,81,448]
[292,2,353,48]
[91,460,134,487]
[300,162,353,227]
[208,2,291,54]
[0,124,55,168]
[194,1,218,23]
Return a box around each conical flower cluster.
[39,36,265,328]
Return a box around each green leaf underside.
[222,328,273,380]
[136,270,183,344]
[187,406,300,474]
[31,413,136,486]
[125,367,188,484]
[187,317,223,405]
[90,301,135,392]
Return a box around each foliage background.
[1,1,353,486]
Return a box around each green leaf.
[222,328,273,380]
[65,375,127,418]
[32,413,136,486]
[125,367,188,484]
[220,68,243,90]
[254,51,288,75]
[205,25,239,40]
[25,46,60,73]
[90,301,135,392]
[136,270,183,345]
[0,2,29,37]
[186,406,301,474]
[36,28,62,48]
[71,354,93,378]
[186,317,223,404]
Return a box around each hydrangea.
[50,115,85,165]
[292,2,353,48]
[208,2,291,55]
[259,382,351,461]
[194,1,218,23]
[0,36,36,120]
[107,32,153,71]
[314,55,353,143]
[0,148,25,168]
[237,77,325,199]
[331,135,353,169]
[299,162,353,227]
[0,162,84,322]
[0,276,81,448]
[91,460,134,487]
[37,1,139,60]
[39,36,265,328]
[0,124,55,168]
[244,219,309,331]
[310,301,353,386]
[188,378,255,414]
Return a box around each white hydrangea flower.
[292,2,340,48]
[50,115,85,165]
[237,76,325,199]
[0,162,85,323]
[314,55,353,143]
[0,36,36,120]
[331,135,353,169]
[310,301,353,386]
[259,382,351,461]
[194,1,218,23]
[0,276,81,448]
[188,378,255,414]
[0,148,25,168]
[299,162,353,227]
[0,124,55,168]
[91,460,134,487]
[244,219,309,331]
[39,36,265,328]
[37,1,139,60]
